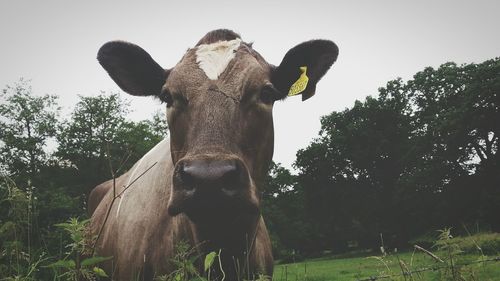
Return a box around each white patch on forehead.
[195,38,242,80]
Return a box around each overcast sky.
[1,0,499,171]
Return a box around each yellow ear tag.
[288,66,309,96]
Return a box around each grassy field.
[273,232,500,281]
[273,251,500,281]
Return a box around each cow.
[90,29,338,280]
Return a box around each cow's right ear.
[97,41,169,97]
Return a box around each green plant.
[0,177,46,280]
[46,218,110,281]
[204,250,217,281]
[447,232,500,256]
[155,241,202,281]
[155,242,272,281]
[433,228,463,280]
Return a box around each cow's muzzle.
[167,156,258,220]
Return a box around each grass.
[274,231,500,281]
[274,252,500,281]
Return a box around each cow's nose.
[168,157,256,217]
[178,159,246,196]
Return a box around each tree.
[0,83,171,278]
[294,57,500,252]
[261,162,312,258]
[296,89,414,251]
[406,59,500,230]
[56,93,128,182]
[0,79,60,183]
[0,79,61,278]
[56,93,168,197]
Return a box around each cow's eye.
[260,84,281,105]
[159,90,173,107]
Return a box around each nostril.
[218,164,240,190]
[179,164,195,189]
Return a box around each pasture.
[273,232,500,280]
[274,251,500,281]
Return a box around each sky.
[1,0,499,171]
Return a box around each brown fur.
[88,179,112,216]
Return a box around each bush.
[278,249,305,264]
[412,231,500,256]
[449,232,500,255]
[409,232,436,249]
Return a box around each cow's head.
[97,29,337,250]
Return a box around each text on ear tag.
[288,66,309,96]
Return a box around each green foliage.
[292,58,500,253]
[0,78,59,182]
[204,251,217,272]
[56,93,168,199]
[56,93,129,187]
[433,228,464,280]
[0,177,46,280]
[47,217,111,281]
[155,241,202,281]
[0,80,169,280]
[54,218,91,255]
[155,244,271,281]
[452,232,500,256]
[261,163,311,259]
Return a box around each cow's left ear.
[271,40,338,101]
